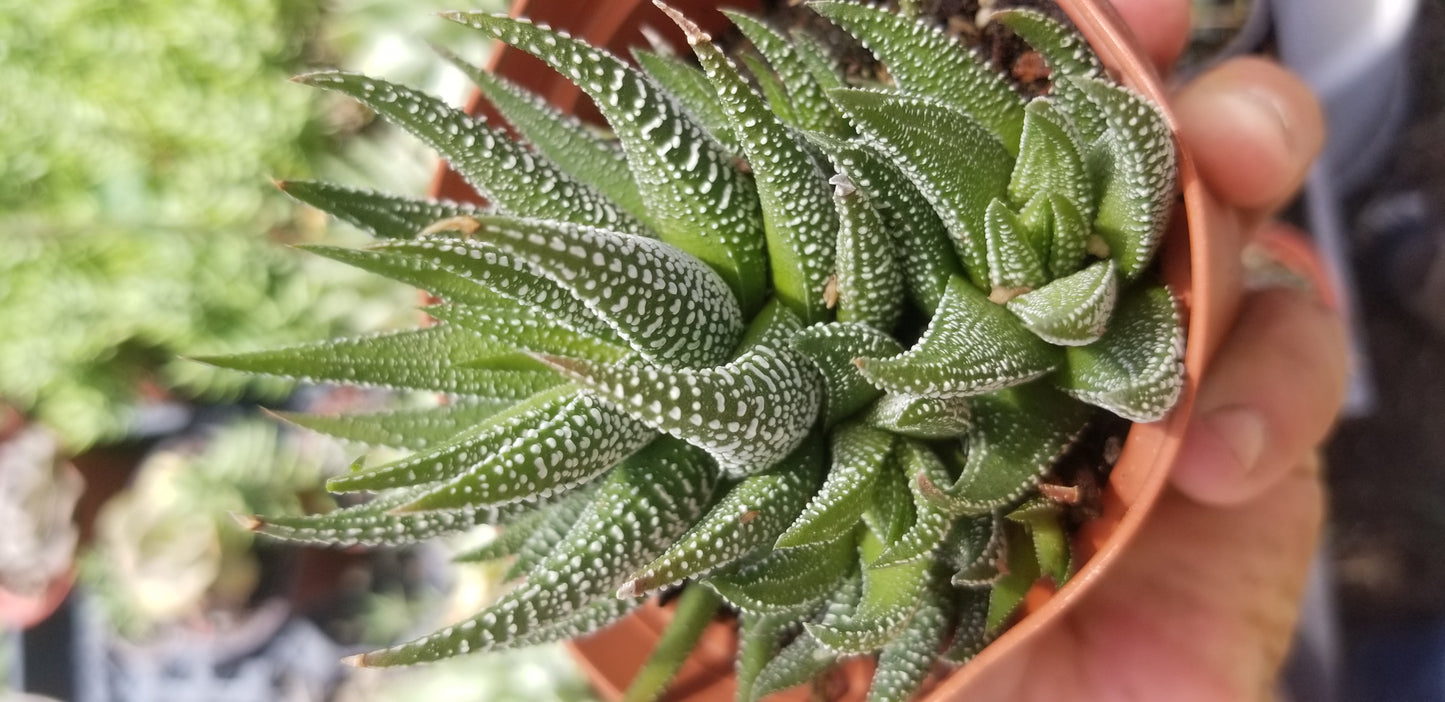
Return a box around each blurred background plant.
[1,0,596,698]
[0,0,483,451]
[78,419,338,638]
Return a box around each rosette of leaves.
[206,2,1183,700]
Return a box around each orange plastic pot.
[429,1,1239,699]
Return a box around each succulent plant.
[206,2,1183,700]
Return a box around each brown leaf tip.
[652,1,710,45]
[340,653,370,668]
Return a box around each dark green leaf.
[279,180,486,240]
[198,324,560,399]
[812,2,1025,151]
[294,71,643,235]
[777,422,895,548]
[450,12,770,315]
[831,89,1015,286]
[1057,284,1184,421]
[791,322,903,427]
[622,438,825,595]
[855,276,1060,398]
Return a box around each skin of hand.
[953,2,1347,700]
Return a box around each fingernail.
[1223,87,1298,155]
[1204,405,1266,474]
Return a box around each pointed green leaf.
[623,585,724,702]
[374,237,620,342]
[864,457,916,545]
[504,483,598,580]
[724,10,853,135]
[353,439,720,665]
[301,244,500,307]
[987,521,1041,633]
[812,1,1025,151]
[398,394,655,511]
[1057,284,1185,421]
[706,532,857,613]
[1007,259,1119,346]
[622,438,825,595]
[940,588,992,664]
[294,71,644,235]
[670,10,837,325]
[809,542,928,654]
[953,383,1093,509]
[872,441,955,568]
[866,573,950,702]
[1018,191,1092,279]
[831,168,904,332]
[397,218,744,368]
[994,8,1105,80]
[864,393,972,439]
[1009,99,1094,226]
[855,276,1060,398]
[538,344,821,475]
[941,513,1002,582]
[807,132,963,315]
[983,198,1048,294]
[1007,497,1072,586]
[1073,77,1177,279]
[451,13,769,315]
[325,385,575,493]
[632,49,741,154]
[737,608,809,702]
[777,423,894,548]
[429,303,631,364]
[274,399,509,451]
[279,180,486,240]
[198,325,560,399]
[831,89,1015,285]
[441,48,649,223]
[245,486,526,548]
[791,322,903,427]
[752,572,863,699]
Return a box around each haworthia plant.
[217,4,1184,701]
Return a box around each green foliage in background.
[0,0,497,450]
[0,0,323,223]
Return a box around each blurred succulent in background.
[209,2,1182,700]
[0,422,82,599]
[81,419,340,636]
[0,0,431,451]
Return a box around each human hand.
[953,2,1347,700]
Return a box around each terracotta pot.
[0,568,76,630]
[430,0,1238,699]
